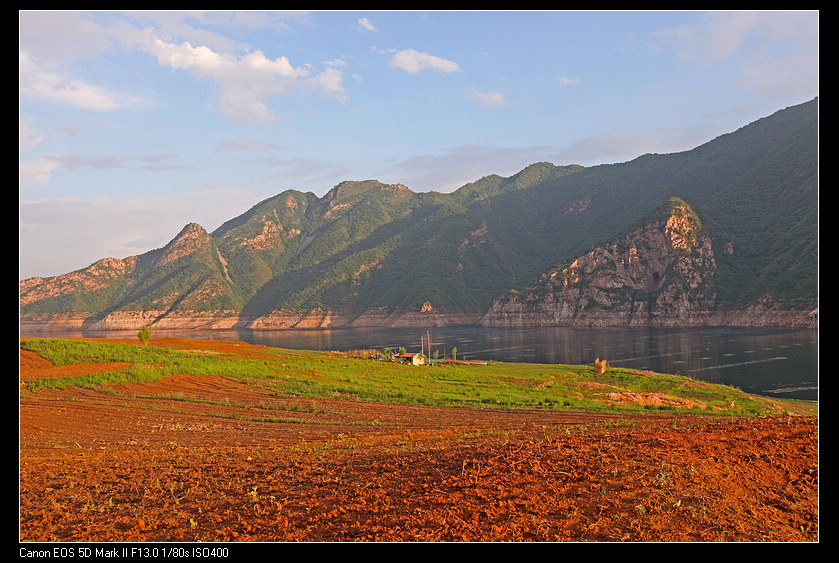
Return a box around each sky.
[19,10,819,280]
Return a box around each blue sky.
[19,10,819,280]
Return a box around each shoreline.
[19,307,819,333]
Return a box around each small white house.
[395,352,425,366]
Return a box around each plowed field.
[19,339,818,542]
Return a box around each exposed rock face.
[19,257,137,307]
[238,302,484,330]
[481,198,814,328]
[347,305,484,328]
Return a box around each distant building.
[394,352,425,366]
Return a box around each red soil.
[19,338,818,542]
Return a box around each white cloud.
[19,151,192,188]
[654,11,761,66]
[19,50,140,111]
[358,18,377,32]
[19,10,115,63]
[313,66,348,100]
[19,159,59,187]
[134,31,347,124]
[734,49,817,99]
[552,131,686,166]
[48,154,132,171]
[651,11,818,99]
[19,116,44,152]
[388,49,461,74]
[464,88,507,108]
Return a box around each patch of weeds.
[654,463,675,490]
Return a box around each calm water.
[23,326,818,402]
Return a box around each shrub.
[138,325,152,345]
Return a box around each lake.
[23,325,818,402]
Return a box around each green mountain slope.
[20,98,818,328]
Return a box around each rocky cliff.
[480,198,816,328]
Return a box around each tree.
[138,325,152,345]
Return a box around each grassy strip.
[20,338,793,416]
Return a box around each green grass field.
[20,338,811,417]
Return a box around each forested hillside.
[20,98,818,330]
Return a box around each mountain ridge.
[20,98,818,331]
[483,197,724,327]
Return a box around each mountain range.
[20,97,818,332]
